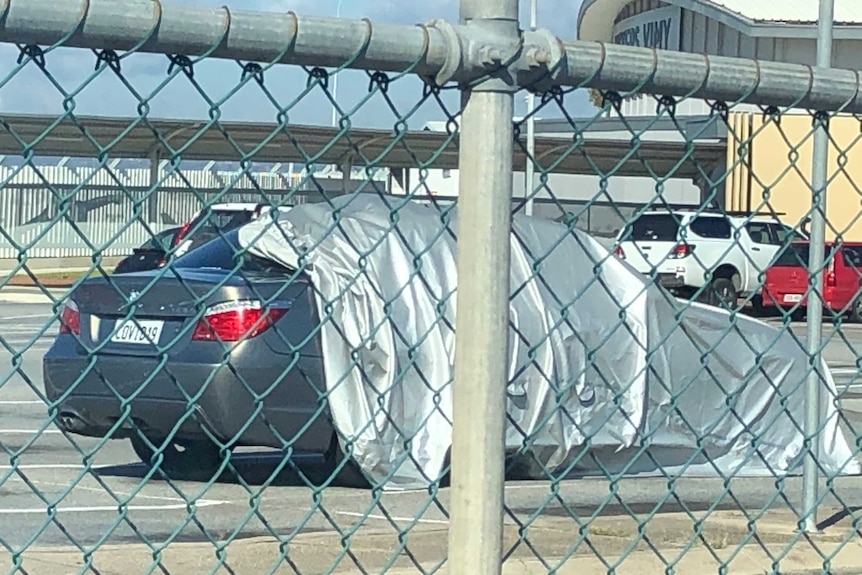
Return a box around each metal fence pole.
[524,0,538,217]
[801,0,835,534]
[447,0,518,572]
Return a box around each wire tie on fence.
[95,49,121,73]
[167,54,194,79]
[657,95,677,118]
[812,110,830,130]
[241,62,265,85]
[602,90,623,111]
[761,104,781,123]
[17,44,46,68]
[369,71,390,94]
[422,79,441,98]
[307,67,329,90]
[541,85,564,106]
[710,100,729,121]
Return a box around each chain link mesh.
[1,2,861,575]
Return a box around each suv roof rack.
[642,205,786,217]
[724,210,787,217]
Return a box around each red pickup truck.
[761,241,862,321]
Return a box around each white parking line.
[0,464,111,470]
[0,400,46,405]
[34,480,205,504]
[336,510,448,525]
[0,314,55,321]
[831,368,861,375]
[0,500,228,515]
[0,464,83,470]
[0,429,62,435]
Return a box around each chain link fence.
[1,0,862,573]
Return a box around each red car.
[761,240,862,321]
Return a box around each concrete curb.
[4,508,862,574]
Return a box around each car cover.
[237,194,861,490]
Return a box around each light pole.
[524,0,537,216]
[331,0,344,129]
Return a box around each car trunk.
[70,268,309,358]
[765,243,816,305]
[618,213,681,273]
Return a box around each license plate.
[783,294,803,303]
[110,319,164,345]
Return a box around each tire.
[324,433,370,488]
[130,435,226,479]
[850,297,862,323]
[704,277,738,311]
[748,294,767,317]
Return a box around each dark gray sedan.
[42,230,361,482]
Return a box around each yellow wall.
[724,111,862,241]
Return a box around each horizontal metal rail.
[0,0,450,75]
[555,39,862,114]
[2,0,862,114]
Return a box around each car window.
[745,222,772,245]
[190,210,253,235]
[184,210,255,247]
[624,214,680,242]
[689,216,731,239]
[139,228,177,251]
[174,229,294,276]
[773,243,810,267]
[771,223,806,244]
[842,246,862,268]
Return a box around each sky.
[0,0,595,132]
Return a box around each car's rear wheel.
[130,435,226,478]
[703,277,738,310]
[324,433,369,488]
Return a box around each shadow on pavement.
[92,449,551,489]
[93,450,366,488]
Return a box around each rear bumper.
[761,289,850,312]
[761,289,807,307]
[42,344,333,452]
[656,273,685,289]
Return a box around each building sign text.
[612,5,682,51]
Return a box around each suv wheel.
[704,277,738,310]
[850,296,862,323]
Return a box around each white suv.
[613,210,807,309]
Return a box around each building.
[577,0,862,240]
[389,117,720,241]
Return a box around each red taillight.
[191,300,289,342]
[824,253,837,287]
[59,300,80,335]
[614,245,626,259]
[670,243,695,259]
[171,220,192,249]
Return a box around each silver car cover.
[238,195,860,490]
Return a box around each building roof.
[707,0,862,25]
[0,113,726,180]
[578,0,862,44]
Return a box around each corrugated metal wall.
[0,164,340,259]
[615,2,862,117]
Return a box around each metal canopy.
[0,113,725,179]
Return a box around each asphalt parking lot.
[2,288,862,564]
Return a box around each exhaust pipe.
[57,411,88,433]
